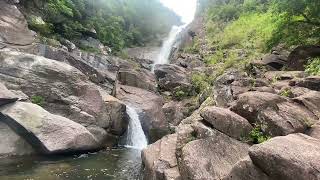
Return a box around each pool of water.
[0,148,143,180]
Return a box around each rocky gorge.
[1,0,320,180]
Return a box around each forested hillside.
[192,0,320,77]
[19,0,181,52]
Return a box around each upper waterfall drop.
[153,0,197,68]
[153,25,186,66]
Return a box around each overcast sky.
[160,0,197,24]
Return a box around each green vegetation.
[174,90,188,100]
[249,124,271,144]
[202,0,320,75]
[31,96,45,107]
[21,0,181,52]
[183,38,200,54]
[305,57,320,76]
[280,88,293,98]
[191,73,211,94]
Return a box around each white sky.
[160,0,197,24]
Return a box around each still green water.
[0,148,143,180]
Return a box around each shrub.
[280,88,293,98]
[191,73,211,94]
[305,57,320,76]
[28,15,53,36]
[31,96,45,107]
[249,124,271,144]
[173,87,190,100]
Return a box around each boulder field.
[142,71,320,180]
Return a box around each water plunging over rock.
[153,25,186,67]
[125,106,148,150]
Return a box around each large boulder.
[118,68,157,92]
[0,121,35,157]
[0,102,99,154]
[249,133,320,180]
[213,70,245,107]
[200,107,253,140]
[222,157,270,180]
[264,71,306,81]
[294,76,320,91]
[307,122,320,140]
[231,92,318,136]
[0,82,18,106]
[212,70,269,107]
[287,45,320,71]
[116,85,167,142]
[0,51,126,142]
[294,91,320,118]
[142,134,180,180]
[154,64,191,92]
[0,1,35,47]
[25,44,116,93]
[163,98,200,127]
[179,130,249,180]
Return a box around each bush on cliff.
[202,0,320,74]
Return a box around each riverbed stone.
[0,102,99,154]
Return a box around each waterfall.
[153,25,186,67]
[125,106,148,150]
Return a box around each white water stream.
[153,0,197,68]
[153,25,187,66]
[125,106,148,150]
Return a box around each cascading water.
[125,106,148,150]
[153,25,186,66]
[153,0,197,69]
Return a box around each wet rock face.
[0,102,99,154]
[116,85,167,142]
[249,134,320,180]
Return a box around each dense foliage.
[20,0,181,52]
[198,0,320,76]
